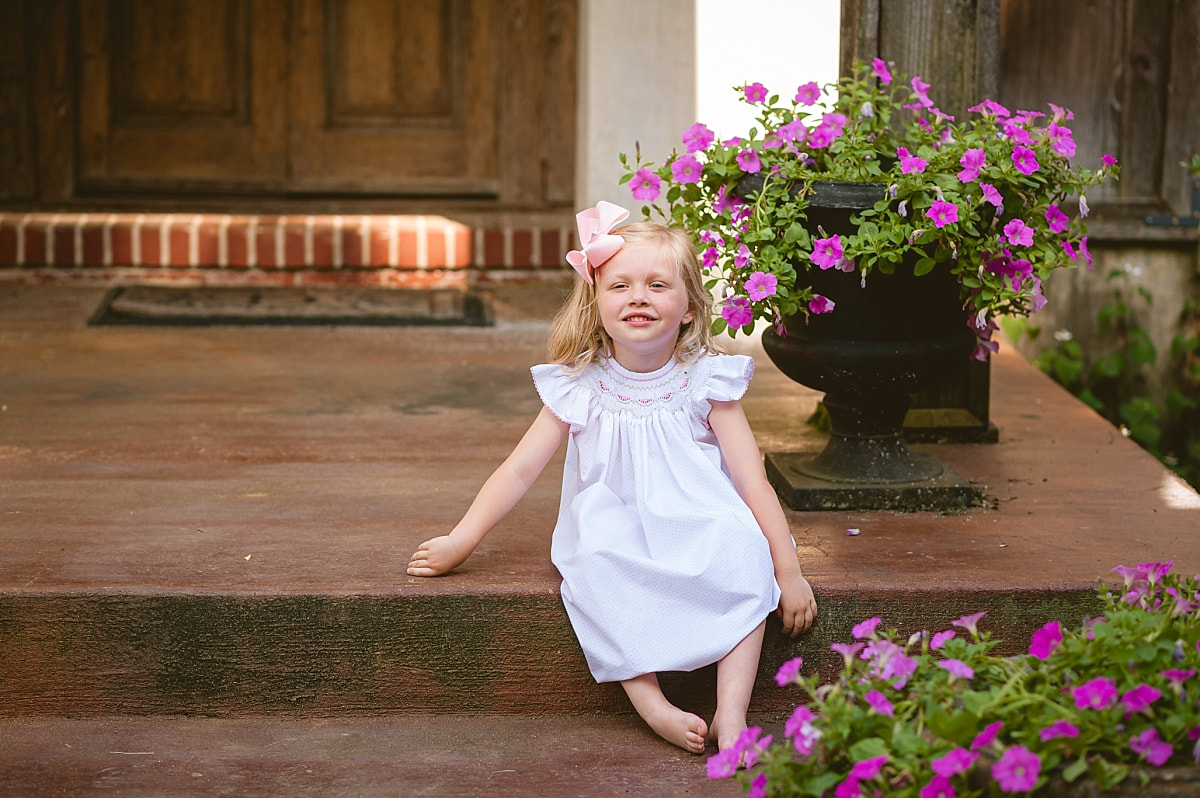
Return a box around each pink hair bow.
[565,201,630,284]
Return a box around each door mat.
[90,286,493,327]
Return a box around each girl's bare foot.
[708,712,748,751]
[620,673,708,754]
[641,702,709,754]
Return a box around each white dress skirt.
[531,353,782,683]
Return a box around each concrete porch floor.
[2,283,1200,795]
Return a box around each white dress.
[531,353,782,683]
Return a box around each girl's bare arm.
[408,406,569,577]
[708,398,817,636]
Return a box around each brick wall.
[0,213,577,288]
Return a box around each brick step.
[0,586,1101,718]
[0,212,576,288]
[0,714,743,797]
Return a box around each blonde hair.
[547,221,721,370]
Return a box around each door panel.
[288,0,499,195]
[78,0,289,190]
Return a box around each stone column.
[575,0,696,209]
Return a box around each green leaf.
[805,772,843,797]
[785,222,806,244]
[1062,756,1089,783]
[913,257,936,276]
[1128,328,1157,365]
[924,701,979,744]
[848,737,891,761]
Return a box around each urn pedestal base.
[764,451,977,512]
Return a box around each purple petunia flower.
[733,244,752,269]
[932,747,978,777]
[736,149,762,174]
[980,183,1003,208]
[831,641,865,666]
[851,755,888,781]
[1040,720,1080,741]
[1012,145,1039,175]
[743,82,768,103]
[706,747,739,779]
[931,630,956,649]
[910,76,934,109]
[852,616,882,640]
[808,294,836,315]
[926,200,959,228]
[971,721,1004,751]
[721,296,753,330]
[864,689,894,717]
[1102,153,1119,167]
[1029,620,1063,660]
[992,745,1041,792]
[745,271,777,301]
[968,98,1010,117]
[957,148,986,182]
[748,773,769,798]
[938,659,974,680]
[1131,728,1174,766]
[1003,218,1034,246]
[794,81,821,106]
[774,656,803,686]
[786,705,822,756]
[670,154,703,185]
[682,122,714,153]
[1048,121,1077,157]
[630,168,661,201]
[952,612,987,637]
[811,234,845,271]
[871,57,892,84]
[1045,204,1069,234]
[898,146,928,174]
[1121,684,1162,717]
[920,775,955,798]
[1072,677,1119,710]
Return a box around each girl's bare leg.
[709,620,767,751]
[620,673,708,754]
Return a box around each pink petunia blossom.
[898,146,928,174]
[743,82,768,103]
[1079,236,1092,269]
[931,630,956,649]
[701,247,719,269]
[926,200,959,228]
[957,148,986,182]
[1045,204,1069,233]
[748,773,769,798]
[1029,620,1063,660]
[682,122,715,153]
[1002,119,1034,145]
[1012,145,1039,175]
[745,271,778,301]
[952,611,987,637]
[920,775,955,798]
[1040,721,1080,741]
[736,149,762,173]
[630,168,661,201]
[871,58,892,84]
[980,183,1003,207]
[713,184,743,216]
[733,244,752,269]
[1048,121,1077,157]
[722,136,743,148]
[1121,684,1163,717]
[910,76,934,109]
[938,659,974,680]
[811,234,845,270]
[968,99,1010,117]
[808,294,836,315]
[1102,153,1119,167]
[774,656,803,686]
[992,745,1041,792]
[864,689,894,717]
[851,755,888,781]
[670,154,703,184]
[706,748,739,779]
[786,705,822,756]
[807,124,840,149]
[1003,218,1034,246]
[721,296,753,330]
[1072,677,1119,710]
[932,747,978,777]
[971,721,1004,751]
[1048,103,1074,122]
[835,777,862,798]
[777,118,808,143]
[1162,668,1197,691]
[852,616,882,639]
[794,81,821,105]
[1131,728,1174,766]
[831,641,865,665]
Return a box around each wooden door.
[288,0,500,196]
[77,0,289,191]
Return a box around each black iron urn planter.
[742,179,980,511]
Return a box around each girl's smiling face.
[594,239,694,372]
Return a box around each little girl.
[408,201,817,753]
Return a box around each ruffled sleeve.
[691,354,755,426]
[531,363,591,433]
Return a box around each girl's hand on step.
[408,535,471,577]
[777,573,817,637]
